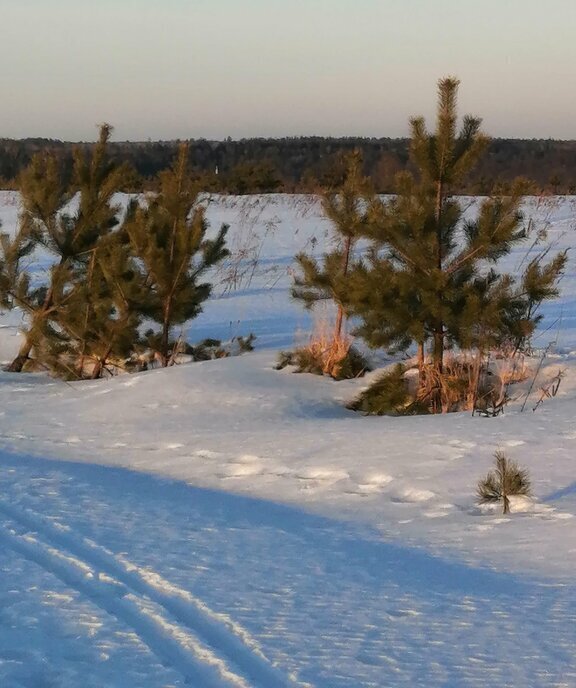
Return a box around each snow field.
[1,192,576,686]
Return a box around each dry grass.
[412,349,527,415]
[414,354,482,413]
[278,319,369,380]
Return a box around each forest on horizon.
[1,135,575,195]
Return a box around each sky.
[2,0,575,141]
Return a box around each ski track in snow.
[0,496,298,688]
[2,457,576,687]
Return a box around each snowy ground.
[1,192,576,687]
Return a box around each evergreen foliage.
[293,150,372,337]
[477,450,532,514]
[0,130,228,378]
[347,364,414,415]
[290,151,374,379]
[0,149,72,371]
[43,233,146,379]
[0,124,137,376]
[334,78,566,412]
[123,143,229,366]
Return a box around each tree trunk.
[90,345,113,380]
[432,328,444,375]
[333,234,353,342]
[417,341,425,371]
[333,304,345,342]
[416,340,426,393]
[160,297,172,367]
[431,328,445,413]
[7,273,58,372]
[90,360,103,380]
[470,350,484,414]
[5,345,31,373]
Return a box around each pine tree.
[42,233,145,379]
[0,150,71,371]
[339,78,566,412]
[0,124,128,373]
[292,150,372,342]
[123,143,229,366]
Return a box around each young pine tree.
[477,450,532,515]
[292,150,372,343]
[0,150,71,371]
[42,233,145,379]
[340,78,565,412]
[0,124,128,373]
[123,143,229,366]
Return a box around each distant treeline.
[1,136,575,194]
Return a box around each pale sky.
[2,0,575,141]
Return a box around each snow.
[1,192,576,686]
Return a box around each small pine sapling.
[477,450,532,514]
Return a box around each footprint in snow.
[121,377,140,387]
[502,439,525,447]
[347,472,394,496]
[293,467,351,492]
[391,487,436,503]
[234,454,262,464]
[295,468,350,481]
[219,463,265,478]
[426,441,469,462]
[423,504,455,519]
[447,439,477,449]
[194,449,222,459]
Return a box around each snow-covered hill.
[1,193,576,687]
